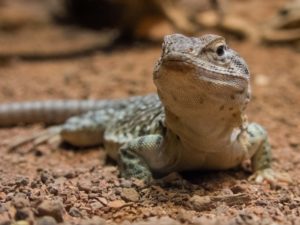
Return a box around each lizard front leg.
[247,123,291,183]
[118,135,169,182]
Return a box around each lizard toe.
[249,168,292,184]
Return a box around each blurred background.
[0,0,299,60]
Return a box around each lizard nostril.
[279,8,289,16]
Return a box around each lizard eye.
[201,41,231,67]
[216,45,226,56]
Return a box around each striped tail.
[0,100,114,126]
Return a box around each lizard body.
[0,34,287,183]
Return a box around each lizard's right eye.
[216,45,226,56]
[201,41,231,67]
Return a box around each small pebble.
[37,200,64,222]
[90,201,103,210]
[77,179,92,192]
[121,188,140,202]
[12,193,30,209]
[231,184,248,193]
[69,207,82,218]
[36,216,58,225]
[15,208,32,220]
[15,177,29,186]
[107,200,126,208]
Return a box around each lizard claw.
[7,126,62,153]
[248,168,292,184]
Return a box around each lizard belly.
[176,142,246,171]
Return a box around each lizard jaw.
[158,54,249,91]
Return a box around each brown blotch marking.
[237,88,245,95]
[219,105,225,111]
[230,95,235,100]
[232,113,237,118]
[229,107,233,111]
[199,98,204,104]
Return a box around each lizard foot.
[119,148,154,184]
[248,168,292,184]
[7,126,62,153]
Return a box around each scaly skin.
[1,34,289,183]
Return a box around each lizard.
[0,34,289,184]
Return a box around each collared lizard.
[0,34,289,183]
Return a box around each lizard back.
[103,94,165,160]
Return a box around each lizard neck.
[163,102,244,152]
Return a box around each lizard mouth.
[160,53,249,89]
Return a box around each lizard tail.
[0,100,111,127]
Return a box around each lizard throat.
[163,106,244,154]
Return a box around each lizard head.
[153,33,251,115]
